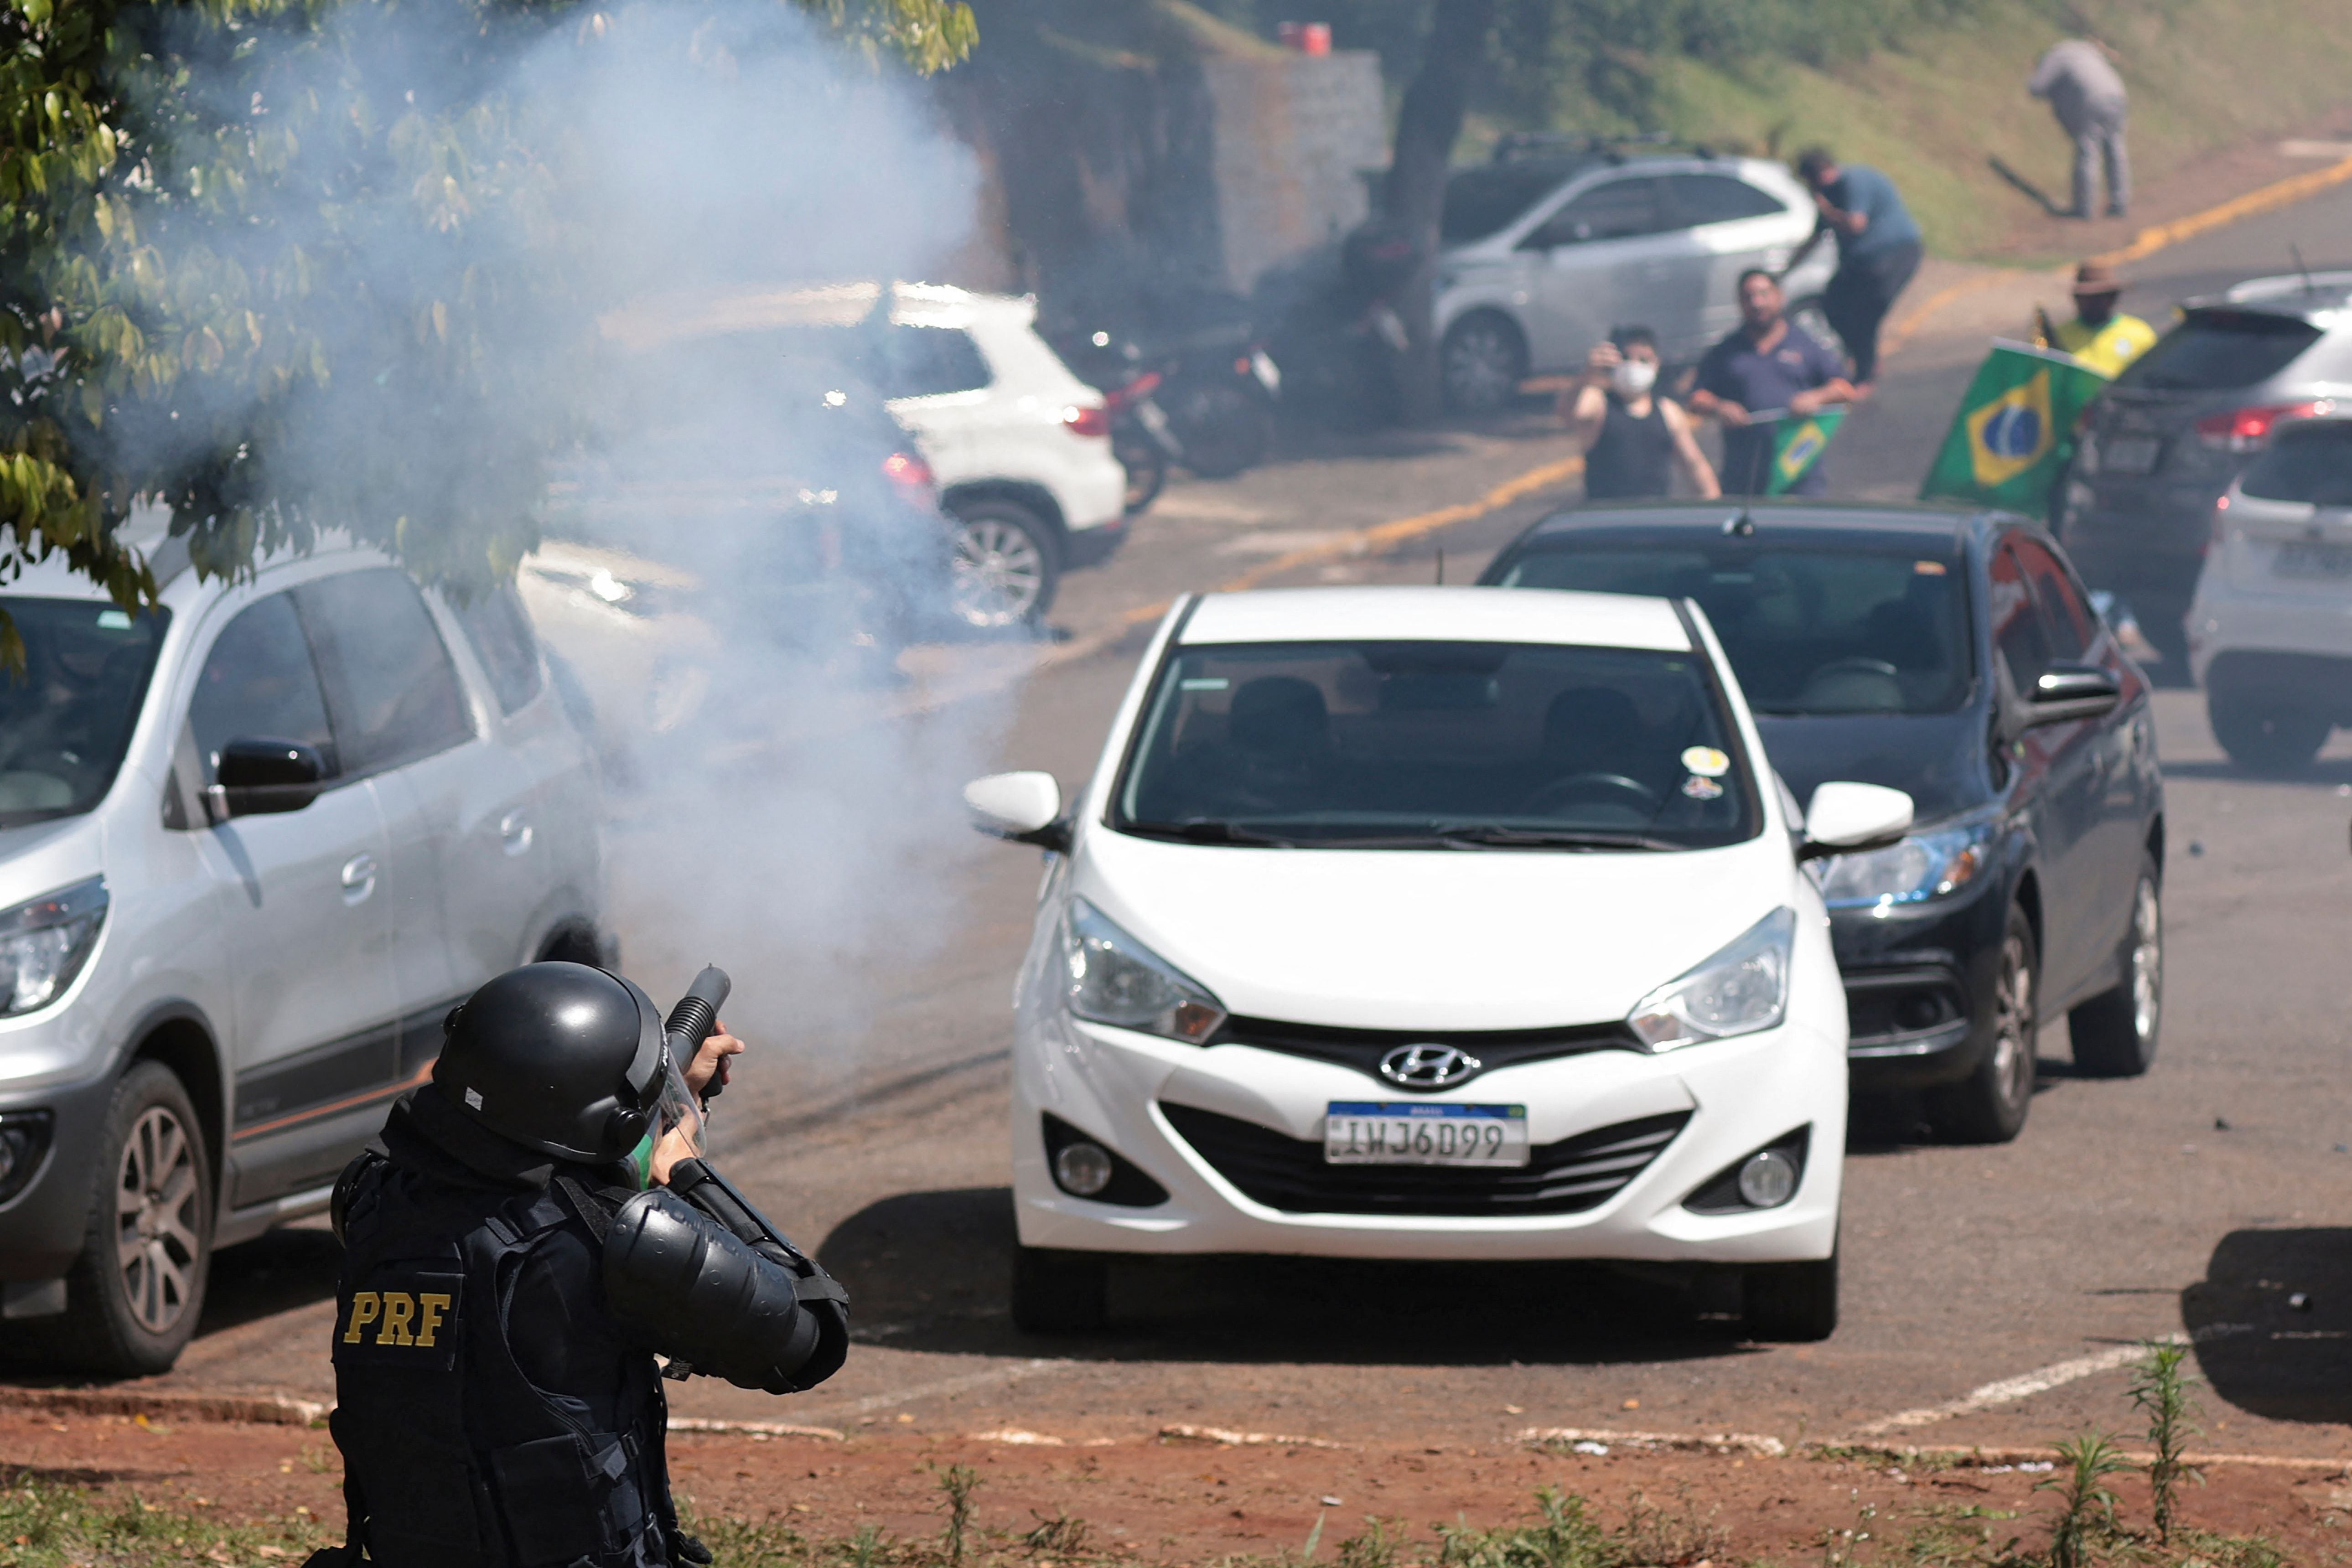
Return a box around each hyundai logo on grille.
[1378,1044,1482,1090]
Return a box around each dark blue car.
[1482,502,2165,1143]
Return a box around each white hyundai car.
[964,586,1912,1343]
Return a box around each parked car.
[966,585,1923,1343]
[0,534,604,1374]
[2061,271,2352,671]
[612,281,1129,628]
[1482,502,2165,1144]
[2188,415,2352,771]
[1434,141,1839,413]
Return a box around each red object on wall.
[1276,21,1332,55]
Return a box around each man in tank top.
[1558,326,1720,502]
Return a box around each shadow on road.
[818,1186,1761,1367]
[2160,756,2352,788]
[195,1226,344,1337]
[2181,1227,2352,1423]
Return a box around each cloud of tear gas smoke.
[143,1,1016,1084]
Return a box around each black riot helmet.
[434,962,668,1164]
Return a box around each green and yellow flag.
[1767,409,1845,496]
[1920,341,2110,509]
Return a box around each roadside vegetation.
[0,1351,2293,1568]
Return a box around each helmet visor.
[624,1046,707,1188]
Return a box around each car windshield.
[0,598,171,828]
[2114,310,2321,392]
[1441,162,1585,244]
[1112,639,1757,850]
[1493,541,1974,715]
[2239,421,2352,505]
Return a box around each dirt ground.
[3,1408,2345,1566]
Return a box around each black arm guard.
[602,1189,845,1393]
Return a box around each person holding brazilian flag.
[1918,268,2119,513]
[1689,269,1859,496]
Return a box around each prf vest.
[330,1154,673,1568]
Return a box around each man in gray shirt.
[2030,39,2128,218]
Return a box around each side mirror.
[205,738,326,824]
[1799,781,1914,862]
[2026,662,2122,724]
[964,771,1071,854]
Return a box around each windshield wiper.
[1430,826,1683,852]
[1119,818,1297,847]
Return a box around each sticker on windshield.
[1914,559,1948,575]
[1680,775,1725,801]
[1180,678,1230,691]
[1679,746,1730,777]
[96,610,132,630]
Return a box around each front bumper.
[1010,1013,1844,1266]
[0,1066,114,1282]
[1831,875,2007,1092]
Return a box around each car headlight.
[1061,898,1225,1044]
[1808,817,1992,911]
[1628,907,1794,1051]
[0,877,108,1017]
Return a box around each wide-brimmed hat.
[2072,260,2124,297]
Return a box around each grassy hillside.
[1482,0,2352,260]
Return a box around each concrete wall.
[1200,50,1387,295]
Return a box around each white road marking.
[1853,1325,2257,1436]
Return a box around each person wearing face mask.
[2048,260,2154,378]
[1562,326,1720,501]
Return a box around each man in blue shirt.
[1786,147,1922,388]
[1688,270,1856,497]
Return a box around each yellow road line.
[2090,153,2352,266]
[1047,451,1590,667]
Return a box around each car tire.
[1162,383,1269,480]
[1010,1245,1109,1333]
[2209,689,2329,775]
[947,501,1061,630]
[31,1062,214,1376]
[2069,855,2162,1077]
[1114,433,1168,516]
[1924,907,2039,1144]
[1439,312,1527,414]
[1744,1245,1838,1342]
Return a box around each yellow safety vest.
[2053,314,2157,378]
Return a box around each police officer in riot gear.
[318,962,847,1568]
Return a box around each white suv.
[2189,414,2352,771]
[0,535,603,1373]
[614,282,1129,628]
[878,283,1128,626]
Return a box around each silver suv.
[2062,271,2352,669]
[0,534,604,1373]
[1434,141,1838,412]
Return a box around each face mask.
[1611,359,1658,396]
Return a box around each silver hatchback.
[0,533,604,1373]
[1433,147,1837,412]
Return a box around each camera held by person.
[312,962,848,1568]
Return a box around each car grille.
[1158,1102,1690,1218]
[1209,1015,1641,1084]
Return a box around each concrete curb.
[0,1386,328,1428]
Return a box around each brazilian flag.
[1767,409,1845,496]
[1920,341,2111,509]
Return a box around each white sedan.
[966,586,1912,1342]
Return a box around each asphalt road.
[68,176,2352,1463]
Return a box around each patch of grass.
[0,1476,334,1568]
[2126,1341,2202,1546]
[1807,1444,1969,1474]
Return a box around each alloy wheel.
[1990,931,2037,1113]
[1442,321,1522,413]
[2129,877,2162,1041]
[115,1106,201,1335]
[951,517,1046,628]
